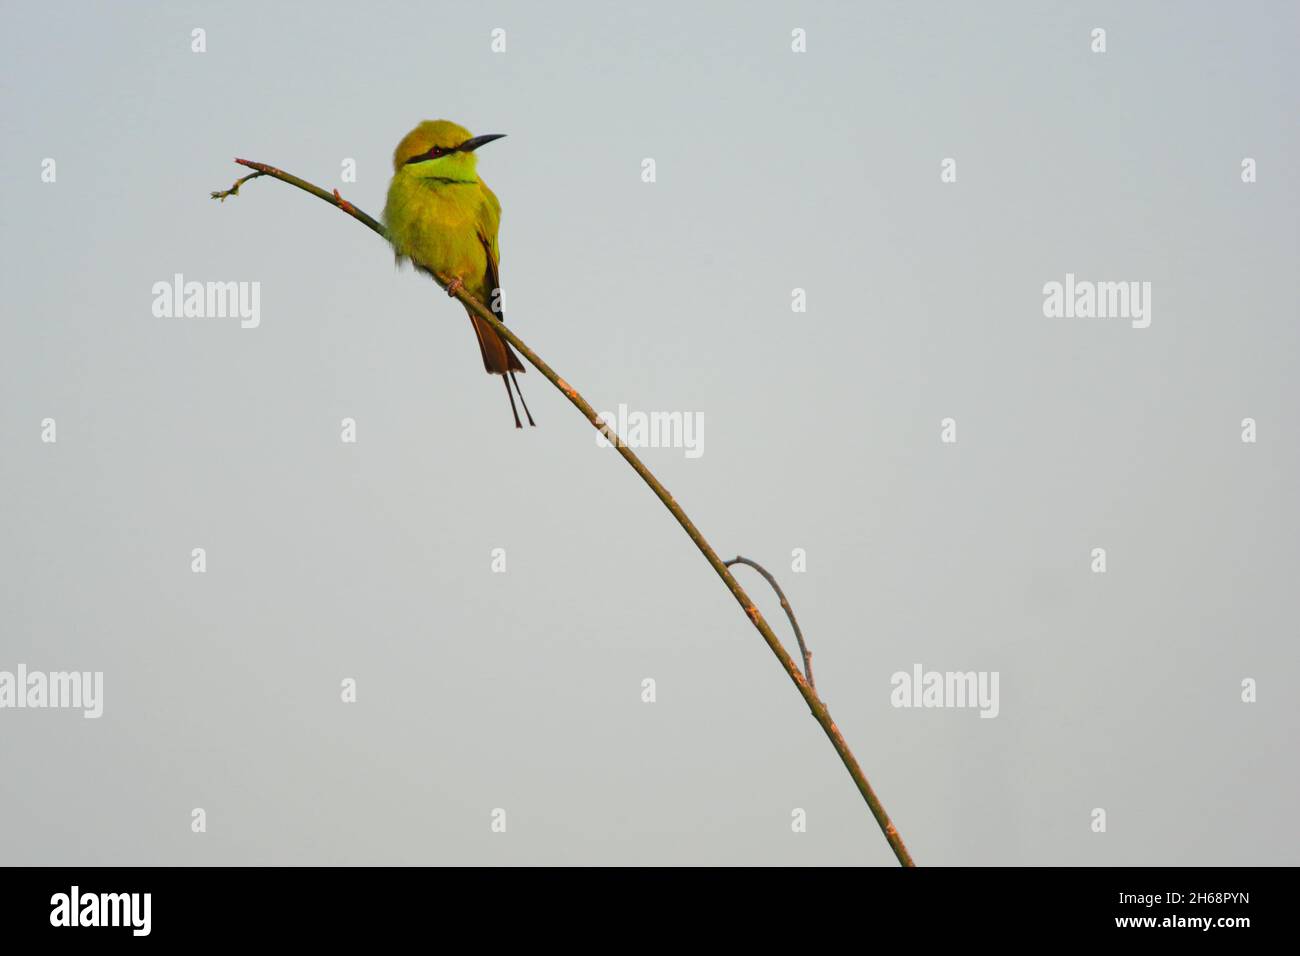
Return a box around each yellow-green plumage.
[384,119,532,426]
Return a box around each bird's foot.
[445,276,465,298]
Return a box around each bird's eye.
[430,146,445,158]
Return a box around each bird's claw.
[446,277,465,298]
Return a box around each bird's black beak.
[457,133,506,153]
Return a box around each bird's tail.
[466,310,534,428]
[467,311,524,375]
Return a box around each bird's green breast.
[384,174,489,288]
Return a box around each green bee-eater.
[384,119,534,427]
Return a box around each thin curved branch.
[724,555,814,691]
[209,159,915,867]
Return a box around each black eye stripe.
[405,144,454,165]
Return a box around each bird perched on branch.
[384,119,534,427]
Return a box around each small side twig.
[724,556,814,691]
[210,169,265,202]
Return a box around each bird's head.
[391,120,505,181]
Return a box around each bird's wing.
[476,182,503,314]
[468,181,523,373]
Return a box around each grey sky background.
[1,1,1296,865]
